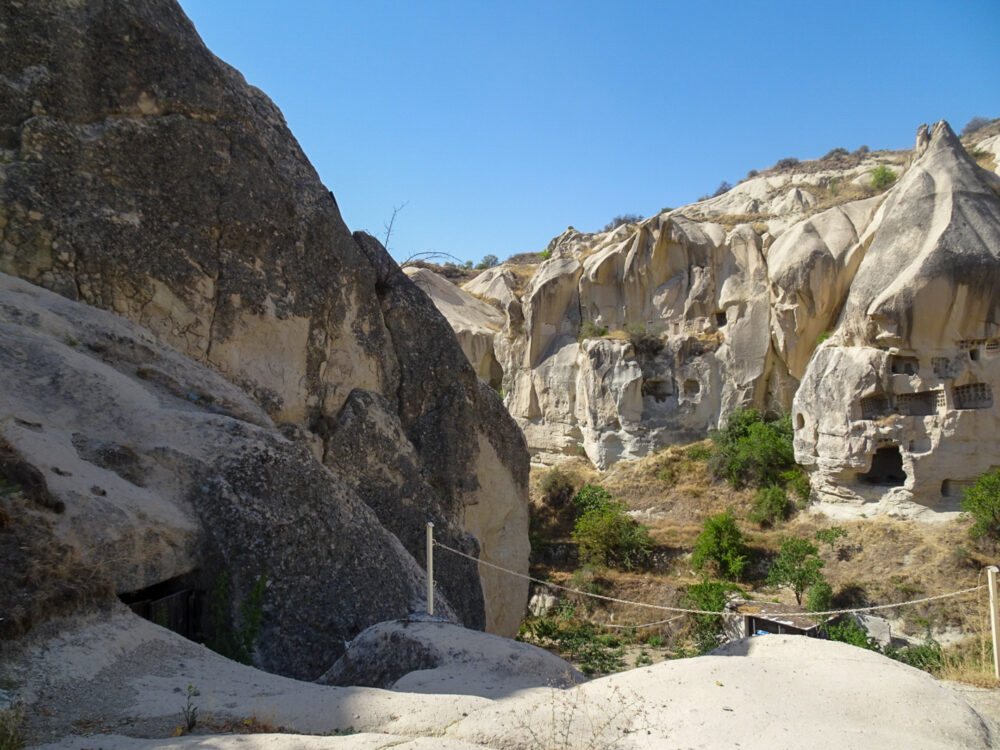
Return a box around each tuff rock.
[0,0,529,664]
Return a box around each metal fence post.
[426,522,434,616]
[988,566,1000,680]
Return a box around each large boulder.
[0,272,447,679]
[317,617,584,697]
[794,122,1000,516]
[0,0,528,650]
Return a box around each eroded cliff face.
[421,121,1000,518]
[0,0,529,663]
[794,122,1000,518]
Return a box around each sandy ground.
[8,607,1000,750]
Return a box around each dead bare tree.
[382,201,409,253]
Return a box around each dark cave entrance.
[856,445,906,486]
[119,574,202,641]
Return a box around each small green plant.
[682,580,743,654]
[816,330,832,344]
[961,468,1000,539]
[634,649,653,667]
[748,485,790,527]
[814,526,848,548]
[182,684,198,732]
[685,443,712,462]
[578,320,609,340]
[766,537,825,605]
[539,249,552,260]
[0,706,25,750]
[691,510,750,580]
[646,634,664,648]
[207,572,268,665]
[870,165,897,190]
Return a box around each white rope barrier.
[434,538,986,620]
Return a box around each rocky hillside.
[418,121,1000,520]
[0,0,529,676]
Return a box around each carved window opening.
[856,446,906,486]
[683,379,700,395]
[987,340,999,352]
[970,348,981,362]
[642,379,672,402]
[941,479,973,498]
[859,394,889,420]
[714,311,727,327]
[795,413,805,430]
[936,391,947,409]
[953,383,993,410]
[896,391,938,417]
[890,356,919,375]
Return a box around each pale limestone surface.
[19,617,998,750]
[794,122,1000,517]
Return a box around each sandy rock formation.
[403,267,504,388]
[317,617,584,696]
[794,122,1000,517]
[1,0,528,647]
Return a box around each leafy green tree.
[709,409,795,488]
[572,502,651,570]
[691,510,750,580]
[767,537,825,605]
[475,254,499,270]
[961,469,1000,539]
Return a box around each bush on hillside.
[602,214,644,232]
[624,322,663,357]
[962,116,992,136]
[691,510,750,580]
[870,165,897,190]
[748,484,790,527]
[570,484,651,570]
[539,467,576,508]
[961,468,1000,539]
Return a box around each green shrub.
[748,485,790,526]
[886,638,944,672]
[539,249,552,260]
[806,579,833,612]
[816,330,831,344]
[572,484,613,515]
[870,165,897,190]
[572,501,651,571]
[578,320,609,340]
[781,467,811,500]
[691,510,750,580]
[766,537,825,605]
[682,580,743,654]
[539,467,576,508]
[624,322,663,357]
[709,409,795,488]
[823,618,881,651]
[961,468,1000,539]
[685,443,713,462]
[814,526,848,548]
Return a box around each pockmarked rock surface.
[794,122,1000,517]
[0,0,529,642]
[0,273,451,680]
[13,614,997,750]
[317,617,584,697]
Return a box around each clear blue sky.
[177,1,999,265]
